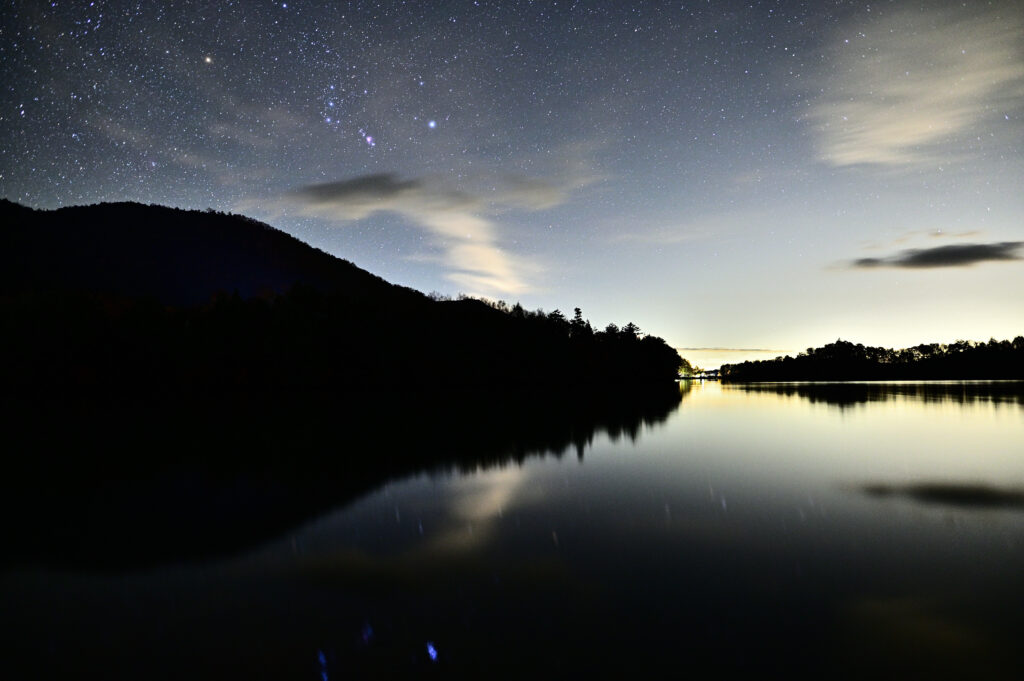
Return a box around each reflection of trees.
[0,199,692,568]
[2,382,688,570]
[725,381,1024,409]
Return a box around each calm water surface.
[4,381,1024,678]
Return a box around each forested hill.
[721,338,1024,381]
[0,199,416,305]
[0,200,682,394]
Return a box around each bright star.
[428,120,437,129]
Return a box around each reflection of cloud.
[264,172,589,297]
[426,468,530,552]
[810,5,1024,167]
[851,242,1022,269]
[862,482,1024,510]
[450,468,526,523]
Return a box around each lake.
[3,381,1023,678]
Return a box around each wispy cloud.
[851,242,1023,269]
[861,229,984,251]
[928,230,982,240]
[810,4,1024,167]
[257,172,590,297]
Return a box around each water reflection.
[725,380,1024,409]
[862,482,1024,510]
[838,597,1015,678]
[2,382,688,570]
[4,381,1024,679]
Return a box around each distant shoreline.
[720,338,1023,382]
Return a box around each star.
[2,0,1019,353]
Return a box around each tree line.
[720,338,1024,381]
[1,285,684,397]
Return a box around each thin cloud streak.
[852,242,1023,269]
[861,229,985,251]
[929,230,982,240]
[810,5,1024,168]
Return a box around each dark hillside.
[0,199,419,306]
[1,200,682,394]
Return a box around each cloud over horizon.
[810,4,1024,168]
[852,242,1023,269]
[257,172,591,297]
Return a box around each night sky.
[3,1,1022,367]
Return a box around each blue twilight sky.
[2,1,1022,368]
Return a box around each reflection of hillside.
[2,382,687,570]
[725,381,1024,409]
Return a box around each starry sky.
[3,0,1023,368]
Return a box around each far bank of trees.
[721,338,1024,381]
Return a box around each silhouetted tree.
[622,322,641,339]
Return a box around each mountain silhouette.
[0,199,417,305]
[1,199,682,395]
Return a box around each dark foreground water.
[3,381,1023,679]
